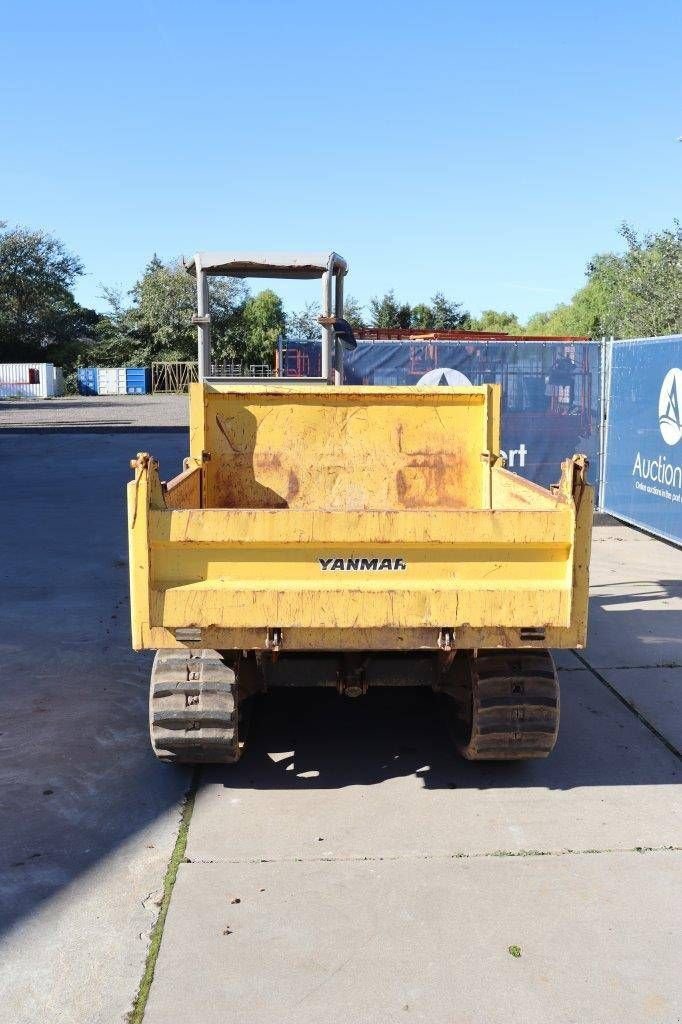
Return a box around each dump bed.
[128,383,592,652]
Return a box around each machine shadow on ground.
[209,674,680,794]
[585,579,682,661]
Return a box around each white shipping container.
[0,363,63,398]
[96,367,128,395]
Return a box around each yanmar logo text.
[319,557,407,572]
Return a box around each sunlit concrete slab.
[144,851,681,1024]
[598,666,682,753]
[583,525,682,669]
[186,673,681,865]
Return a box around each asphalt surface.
[0,429,680,1024]
[0,394,188,430]
[0,431,190,1024]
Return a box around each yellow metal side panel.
[127,474,151,650]
[570,482,594,647]
[189,384,204,465]
[146,505,575,632]
[153,584,570,631]
[149,507,572,545]
[193,384,499,512]
[140,623,585,653]
[553,455,594,648]
[492,465,564,510]
[162,464,202,509]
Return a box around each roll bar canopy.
[187,251,347,383]
[186,251,347,280]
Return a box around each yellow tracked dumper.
[128,252,593,764]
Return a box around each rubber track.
[457,650,560,760]
[149,649,241,764]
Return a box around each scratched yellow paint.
[127,384,593,652]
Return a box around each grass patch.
[127,774,198,1023]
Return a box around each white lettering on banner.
[632,450,682,503]
[500,443,528,468]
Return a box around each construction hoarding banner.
[602,336,682,544]
[280,338,602,494]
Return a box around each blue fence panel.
[280,339,601,493]
[602,336,682,544]
[125,367,151,394]
[279,339,322,378]
[77,367,99,395]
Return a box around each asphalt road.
[0,394,187,430]
[0,431,680,1024]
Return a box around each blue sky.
[2,0,681,320]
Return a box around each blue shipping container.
[125,367,151,394]
[77,367,99,395]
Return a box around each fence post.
[598,336,613,511]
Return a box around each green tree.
[0,222,93,361]
[129,255,196,361]
[342,295,365,330]
[241,289,285,365]
[595,222,682,337]
[526,273,614,337]
[525,221,682,338]
[411,303,434,330]
[95,256,250,366]
[286,300,321,340]
[369,290,411,328]
[429,292,469,330]
[468,309,522,334]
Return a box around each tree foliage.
[95,257,250,366]
[285,300,321,340]
[593,222,682,337]
[368,290,468,330]
[467,309,522,334]
[369,291,412,328]
[429,292,469,330]
[341,295,365,330]
[526,223,682,338]
[3,218,682,387]
[411,303,434,330]
[0,222,94,362]
[241,289,285,365]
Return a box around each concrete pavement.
[0,432,189,1024]
[0,430,680,1024]
[145,851,680,1024]
[144,522,682,1024]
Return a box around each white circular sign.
[658,367,682,446]
[417,367,472,387]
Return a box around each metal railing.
[152,361,199,393]
[210,363,275,378]
[152,361,275,392]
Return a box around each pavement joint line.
[126,768,199,1024]
[571,649,682,760]
[184,845,681,866]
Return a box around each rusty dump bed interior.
[127,384,593,652]
[184,384,555,512]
